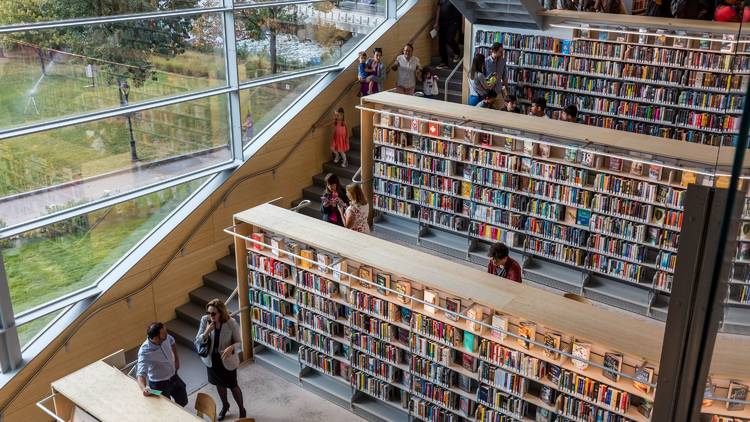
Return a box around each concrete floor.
[186,363,365,422]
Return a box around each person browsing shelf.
[484,42,508,97]
[561,104,579,123]
[391,43,421,95]
[136,322,188,407]
[339,183,370,233]
[468,53,493,106]
[529,96,549,118]
[488,242,522,283]
[320,173,349,226]
[475,91,498,109]
[502,95,522,113]
[196,299,245,420]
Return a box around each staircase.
[292,127,362,220]
[450,0,542,29]
[431,57,463,104]
[166,247,238,351]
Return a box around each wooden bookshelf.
[472,23,748,146]
[359,92,750,333]
[229,203,750,422]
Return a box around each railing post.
[0,250,22,373]
[386,0,397,19]
[223,0,245,162]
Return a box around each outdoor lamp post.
[119,81,138,162]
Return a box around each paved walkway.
[0,148,230,227]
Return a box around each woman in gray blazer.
[195,298,245,420]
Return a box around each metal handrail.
[0,16,436,416]
[444,56,463,102]
[290,199,311,212]
[35,394,65,422]
[352,167,363,184]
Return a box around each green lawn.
[5,179,205,345]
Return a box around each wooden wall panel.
[0,2,437,420]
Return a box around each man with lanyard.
[485,42,509,98]
[136,322,188,406]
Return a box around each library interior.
[1,0,750,421]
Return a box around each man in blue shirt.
[485,42,508,98]
[136,322,187,406]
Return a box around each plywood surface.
[235,203,750,379]
[361,92,744,169]
[51,361,202,422]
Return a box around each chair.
[235,418,256,422]
[194,392,217,422]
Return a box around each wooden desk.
[50,361,202,422]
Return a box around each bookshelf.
[472,24,749,147]
[229,203,750,422]
[359,92,750,334]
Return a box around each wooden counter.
[235,203,749,379]
[50,361,202,422]
[359,91,747,170]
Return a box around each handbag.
[197,334,210,358]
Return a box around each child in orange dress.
[331,107,349,168]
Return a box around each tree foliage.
[0,0,200,86]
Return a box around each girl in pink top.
[331,107,349,167]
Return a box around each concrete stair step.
[166,319,199,351]
[322,162,359,180]
[189,285,230,308]
[175,302,206,327]
[215,255,236,275]
[203,271,236,296]
[313,173,353,188]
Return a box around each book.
[457,373,474,393]
[633,363,654,394]
[716,175,731,189]
[571,340,591,370]
[358,266,373,288]
[395,279,412,303]
[491,314,509,341]
[270,236,285,257]
[581,151,595,167]
[630,161,644,176]
[523,140,536,156]
[462,353,478,372]
[503,137,514,151]
[741,222,750,241]
[637,401,653,418]
[547,364,561,384]
[727,381,748,411]
[332,259,347,282]
[393,115,401,129]
[479,132,493,146]
[423,289,438,314]
[442,124,454,138]
[703,376,715,407]
[300,249,315,269]
[540,385,556,405]
[464,128,477,143]
[428,122,440,137]
[651,208,666,225]
[602,352,623,382]
[576,209,591,227]
[608,157,623,172]
[538,144,551,158]
[250,232,265,251]
[535,408,552,422]
[543,332,561,360]
[286,242,301,266]
[400,307,412,325]
[517,321,536,350]
[681,171,697,187]
[410,118,419,133]
[564,146,578,163]
[375,272,390,295]
[466,304,483,333]
[382,113,392,127]
[648,164,663,181]
[316,253,332,273]
[444,297,461,321]
[463,331,477,353]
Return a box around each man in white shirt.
[529,96,549,118]
[391,44,422,95]
[136,322,187,406]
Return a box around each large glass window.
[0,95,231,226]
[3,177,207,315]
[235,2,383,81]
[0,0,221,24]
[0,13,226,130]
[239,74,323,145]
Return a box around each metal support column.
[0,250,22,373]
[223,0,245,163]
[386,0,398,20]
[652,185,742,421]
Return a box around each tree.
[237,6,299,75]
[0,0,200,160]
